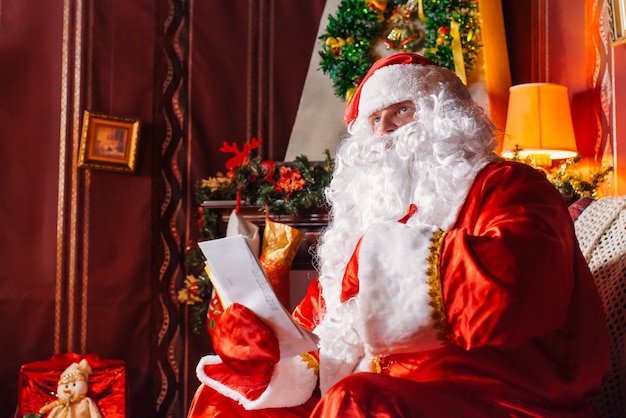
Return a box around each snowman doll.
[37,359,103,418]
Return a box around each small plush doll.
[37,359,103,418]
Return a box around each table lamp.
[501,83,578,166]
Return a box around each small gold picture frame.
[610,0,626,43]
[78,110,141,173]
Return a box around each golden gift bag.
[259,217,304,310]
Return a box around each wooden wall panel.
[0,1,68,416]
[0,0,161,415]
[84,1,159,414]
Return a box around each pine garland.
[508,147,614,205]
[181,152,334,332]
[195,151,334,216]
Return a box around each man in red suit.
[188,53,611,417]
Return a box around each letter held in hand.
[199,235,318,358]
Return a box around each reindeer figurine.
[219,138,276,213]
[220,137,263,170]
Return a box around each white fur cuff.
[357,221,443,355]
[196,354,317,410]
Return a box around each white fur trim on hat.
[196,354,317,410]
[357,64,427,121]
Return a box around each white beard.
[312,94,499,392]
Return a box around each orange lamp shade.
[501,83,578,160]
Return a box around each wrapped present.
[16,353,126,417]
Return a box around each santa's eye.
[369,114,381,126]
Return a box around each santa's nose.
[375,116,398,136]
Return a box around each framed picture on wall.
[78,110,141,173]
[610,0,626,43]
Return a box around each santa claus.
[188,53,611,417]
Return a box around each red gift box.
[16,353,126,417]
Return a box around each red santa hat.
[343,53,438,127]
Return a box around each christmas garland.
[547,159,613,204]
[319,0,482,102]
[195,151,334,216]
[508,147,614,205]
[179,150,334,333]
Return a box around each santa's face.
[56,379,88,399]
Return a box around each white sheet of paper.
[198,235,318,358]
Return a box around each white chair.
[572,196,626,418]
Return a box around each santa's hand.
[212,302,280,377]
[197,302,317,410]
